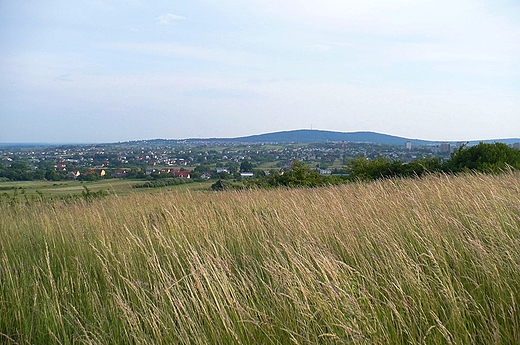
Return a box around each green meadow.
[1,172,520,344]
[0,178,212,200]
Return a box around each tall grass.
[1,172,519,344]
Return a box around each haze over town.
[1,0,519,143]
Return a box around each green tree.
[443,142,520,173]
[194,165,211,173]
[345,157,400,181]
[252,168,266,178]
[240,160,255,172]
[253,160,336,188]
[32,169,45,180]
[0,162,33,181]
[44,169,60,181]
[228,162,239,174]
[346,156,442,181]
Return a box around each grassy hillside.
[1,172,520,344]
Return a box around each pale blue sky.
[1,0,519,143]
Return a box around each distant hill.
[180,130,506,146]
[220,130,433,145]
[194,129,519,146]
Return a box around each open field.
[0,178,213,199]
[1,172,520,344]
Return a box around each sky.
[1,0,519,143]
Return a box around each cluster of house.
[66,169,128,179]
[66,167,197,180]
[146,168,191,178]
[56,163,332,181]
[144,168,258,179]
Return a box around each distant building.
[240,172,254,178]
[440,142,451,153]
[405,141,412,150]
[513,143,520,150]
[67,170,81,179]
[319,169,332,176]
[85,169,105,177]
[111,169,128,178]
[173,170,191,178]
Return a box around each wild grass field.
[1,172,519,344]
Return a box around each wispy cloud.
[327,42,353,48]
[156,13,186,25]
[306,44,332,52]
[111,42,264,68]
[306,42,352,51]
[54,74,73,82]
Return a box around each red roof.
[174,171,191,178]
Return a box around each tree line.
[220,143,520,190]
